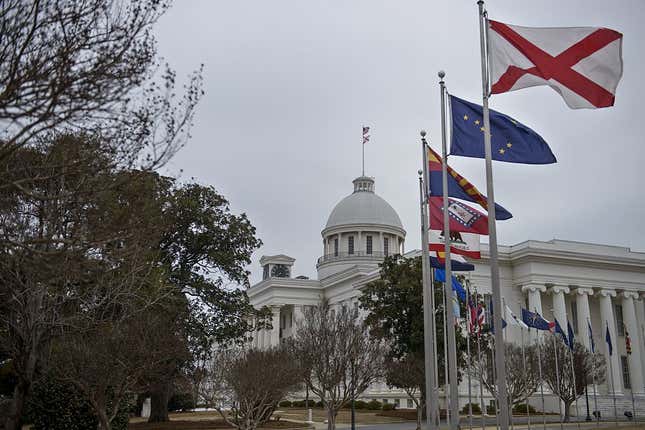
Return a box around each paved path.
[311,418,645,430]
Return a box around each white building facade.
[248,175,645,414]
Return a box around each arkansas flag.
[429,196,489,235]
[488,20,623,109]
[429,229,481,259]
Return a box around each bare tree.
[200,347,302,430]
[385,354,425,430]
[542,340,606,421]
[291,302,389,430]
[0,0,202,169]
[471,340,541,411]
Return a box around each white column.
[550,285,570,328]
[637,293,645,394]
[379,232,383,253]
[522,284,546,342]
[270,306,281,346]
[597,289,622,394]
[574,287,594,350]
[621,291,644,395]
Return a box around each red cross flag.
[488,20,623,109]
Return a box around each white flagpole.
[419,134,439,430]
[520,326,531,430]
[443,289,450,428]
[467,287,474,430]
[606,321,618,426]
[475,3,509,428]
[477,297,486,430]
[568,343,581,429]
[438,72,460,430]
[587,319,599,426]
[535,328,547,430]
[552,333,564,430]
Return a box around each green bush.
[29,375,130,430]
[168,392,195,412]
[354,400,368,409]
[366,400,382,410]
[292,399,315,408]
[382,403,396,411]
[315,400,324,408]
[461,403,482,415]
[279,400,292,407]
[513,403,537,414]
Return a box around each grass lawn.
[128,411,311,429]
[272,407,409,424]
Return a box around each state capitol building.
[247,174,645,415]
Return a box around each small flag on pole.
[567,321,575,350]
[605,324,613,356]
[488,20,623,109]
[505,304,529,329]
[429,251,475,272]
[429,229,481,259]
[588,320,595,353]
[554,319,569,345]
[362,126,370,144]
[521,308,555,331]
[427,146,513,220]
[429,197,489,235]
[434,269,467,302]
[449,95,556,164]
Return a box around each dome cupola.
[317,176,406,279]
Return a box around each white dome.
[324,177,404,230]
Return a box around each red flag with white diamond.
[488,20,623,109]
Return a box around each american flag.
[362,126,370,144]
[468,292,485,334]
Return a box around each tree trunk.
[416,404,422,430]
[563,401,571,422]
[3,380,28,430]
[148,379,173,422]
[97,408,112,430]
[326,406,337,430]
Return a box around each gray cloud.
[155,0,645,283]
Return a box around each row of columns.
[521,284,645,396]
[251,305,307,349]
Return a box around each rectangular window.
[394,399,400,407]
[621,356,631,389]
[616,305,624,336]
[334,238,339,257]
[571,300,578,334]
[383,398,389,404]
[348,236,354,255]
[384,237,389,256]
[263,265,269,280]
[407,399,414,409]
[366,236,373,254]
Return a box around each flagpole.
[439,71,460,430]
[588,321,599,426]
[535,327,547,430]
[443,288,450,428]
[419,137,439,430]
[467,287,474,430]
[606,321,618,427]
[362,129,365,176]
[568,343,581,430]
[552,331,564,430]
[477,302,486,430]
[475,4,509,429]
[502,298,513,430]
[520,326,531,430]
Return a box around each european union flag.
[450,95,557,164]
[521,308,552,331]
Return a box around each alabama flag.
[488,20,623,109]
[429,229,481,259]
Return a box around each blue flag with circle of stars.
[449,95,557,164]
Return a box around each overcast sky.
[154,1,645,284]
